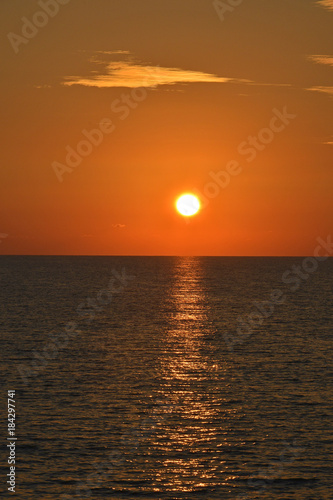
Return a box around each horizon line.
[0,254,330,258]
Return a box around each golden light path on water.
[152,258,238,494]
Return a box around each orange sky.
[0,0,332,255]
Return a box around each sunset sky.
[1,0,332,255]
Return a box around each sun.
[175,193,201,217]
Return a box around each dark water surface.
[0,256,332,499]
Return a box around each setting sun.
[176,193,201,217]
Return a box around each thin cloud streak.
[307,86,333,95]
[246,82,292,87]
[308,55,333,66]
[317,0,333,9]
[63,61,243,88]
[60,52,296,91]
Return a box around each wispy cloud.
[112,224,126,229]
[307,86,333,96]
[63,60,243,88]
[315,136,333,145]
[96,50,130,55]
[317,0,333,10]
[60,52,297,91]
[308,55,333,66]
[246,82,292,87]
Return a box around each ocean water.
[0,256,332,499]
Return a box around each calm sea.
[0,256,332,499]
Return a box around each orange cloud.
[63,60,246,89]
[308,55,333,66]
[317,0,333,9]
[307,86,333,95]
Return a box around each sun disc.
[176,193,201,217]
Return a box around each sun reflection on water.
[150,257,228,494]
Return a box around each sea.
[0,256,332,499]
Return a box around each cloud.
[307,86,333,96]
[317,0,333,9]
[95,50,130,55]
[246,82,292,87]
[307,56,333,97]
[308,55,333,66]
[60,52,297,91]
[112,224,126,229]
[63,59,249,89]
